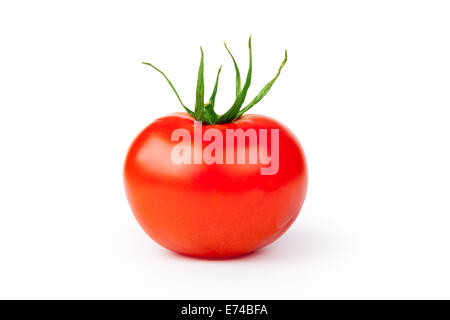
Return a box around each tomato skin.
[124,113,307,258]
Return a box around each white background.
[1,0,449,299]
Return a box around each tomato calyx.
[142,36,288,125]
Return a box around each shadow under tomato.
[170,249,265,261]
[164,227,337,263]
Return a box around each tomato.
[124,112,307,258]
[125,36,308,257]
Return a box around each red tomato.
[124,112,307,258]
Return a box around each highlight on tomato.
[124,36,308,258]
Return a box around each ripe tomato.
[125,37,308,257]
[124,113,307,258]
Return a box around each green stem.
[143,36,287,125]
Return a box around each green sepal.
[224,42,241,97]
[142,62,195,117]
[215,36,253,124]
[235,50,288,119]
[194,47,205,121]
[203,65,223,124]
